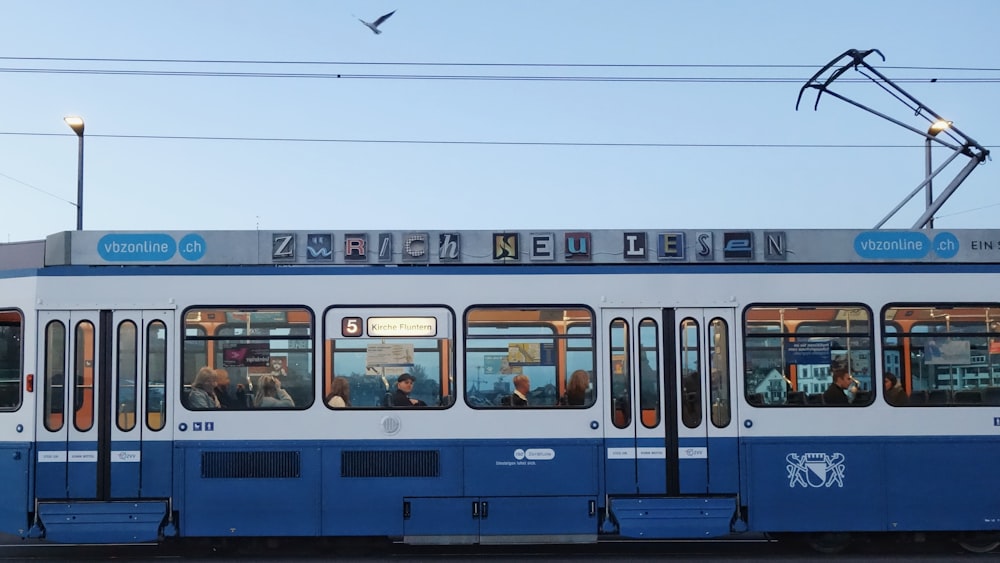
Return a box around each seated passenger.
[559,370,589,406]
[188,367,221,409]
[214,368,238,409]
[510,374,530,407]
[823,367,859,405]
[327,376,351,408]
[392,373,426,406]
[883,372,908,406]
[253,374,295,408]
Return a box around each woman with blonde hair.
[253,374,295,408]
[188,367,220,409]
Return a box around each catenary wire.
[2,131,991,148]
[0,56,998,72]
[0,67,997,83]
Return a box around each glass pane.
[709,318,731,427]
[146,320,167,430]
[680,318,702,428]
[0,311,23,410]
[44,320,66,432]
[117,321,138,431]
[883,305,1000,407]
[463,307,593,409]
[638,318,660,428]
[73,321,95,432]
[610,318,631,428]
[183,307,315,410]
[744,305,873,407]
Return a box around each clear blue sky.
[1,1,998,242]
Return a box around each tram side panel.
[741,408,1000,534]
[883,432,1000,532]
[0,284,35,539]
[172,414,602,542]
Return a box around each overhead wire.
[0,56,998,72]
[2,131,991,148]
[0,56,998,82]
[0,67,997,83]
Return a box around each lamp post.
[925,119,951,229]
[63,116,85,230]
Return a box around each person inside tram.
[213,368,238,409]
[253,374,295,408]
[392,373,426,406]
[560,370,589,406]
[188,367,221,409]
[327,376,351,408]
[681,370,701,425]
[509,374,530,407]
[883,372,908,406]
[823,366,859,405]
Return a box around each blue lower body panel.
[37,500,168,543]
[611,496,736,539]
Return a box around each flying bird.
[358,10,395,34]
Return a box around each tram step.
[610,496,736,539]
[36,500,168,544]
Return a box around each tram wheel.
[804,532,852,554]
[957,534,1000,554]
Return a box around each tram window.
[146,321,167,431]
[883,304,1000,407]
[0,311,24,411]
[680,318,702,428]
[327,307,454,409]
[74,321,95,432]
[115,321,138,430]
[743,305,873,407]
[182,307,315,410]
[43,320,66,431]
[610,319,630,427]
[465,307,594,409]
[638,319,660,428]
[709,318,731,428]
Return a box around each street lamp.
[925,119,951,229]
[63,116,85,230]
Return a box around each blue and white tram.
[1,228,999,553]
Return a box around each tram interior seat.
[806,393,824,405]
[785,391,806,405]
[282,383,309,408]
[984,387,1000,405]
[383,392,394,407]
[927,389,951,405]
[853,390,872,404]
[747,393,764,406]
[953,389,983,404]
[908,390,928,405]
[0,382,20,409]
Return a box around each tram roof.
[1,229,999,270]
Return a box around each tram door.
[603,308,668,495]
[35,310,172,500]
[673,308,739,495]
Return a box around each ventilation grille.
[201,451,301,479]
[342,450,440,478]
